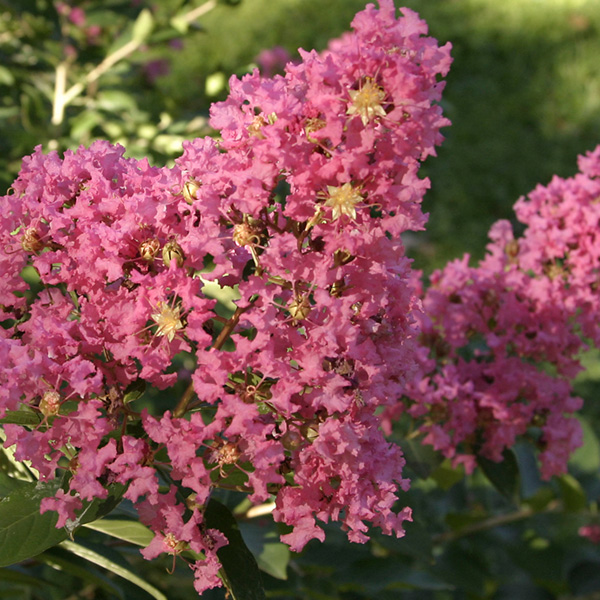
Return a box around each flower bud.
[288,295,311,322]
[21,227,45,254]
[139,238,160,262]
[232,216,265,247]
[182,179,201,205]
[39,390,61,418]
[162,240,185,268]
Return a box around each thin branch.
[173,381,196,419]
[177,0,218,26]
[432,501,560,545]
[52,62,68,125]
[52,0,218,126]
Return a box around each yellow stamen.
[324,183,363,221]
[151,302,184,342]
[347,78,387,125]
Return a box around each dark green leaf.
[430,459,465,490]
[0,479,126,567]
[37,546,125,599]
[402,436,443,479]
[0,473,30,497]
[63,482,127,536]
[60,539,166,600]
[0,479,67,567]
[204,498,266,600]
[0,410,41,427]
[478,448,520,501]
[568,560,600,595]
[124,379,146,404]
[0,566,54,589]
[557,474,587,512]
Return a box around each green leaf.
[557,474,587,512]
[124,379,146,404]
[568,560,600,595]
[96,90,138,113]
[239,521,290,580]
[204,498,266,600]
[38,546,125,599]
[0,410,41,427]
[569,416,600,473]
[0,566,54,589]
[170,13,189,34]
[0,479,126,567]
[0,479,67,567]
[477,448,520,501]
[63,482,127,537]
[0,66,15,86]
[59,539,166,600]
[132,8,154,43]
[430,459,465,490]
[402,436,443,479]
[0,473,30,497]
[83,517,153,547]
[69,110,103,140]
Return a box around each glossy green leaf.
[63,482,127,537]
[239,521,290,580]
[124,379,146,404]
[60,539,166,600]
[204,498,266,600]
[83,517,153,547]
[0,479,66,567]
[0,478,126,567]
[478,449,520,501]
[0,473,30,497]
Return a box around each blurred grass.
[155,0,600,273]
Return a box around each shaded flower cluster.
[0,1,451,593]
[389,146,600,479]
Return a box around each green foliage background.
[1,0,600,598]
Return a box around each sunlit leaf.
[239,521,289,580]
[83,517,153,547]
[132,8,154,42]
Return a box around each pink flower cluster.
[389,146,600,479]
[0,1,452,593]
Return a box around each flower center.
[151,302,184,342]
[324,183,363,221]
[347,78,387,125]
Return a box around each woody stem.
[173,306,248,417]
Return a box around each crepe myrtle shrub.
[0,0,597,595]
